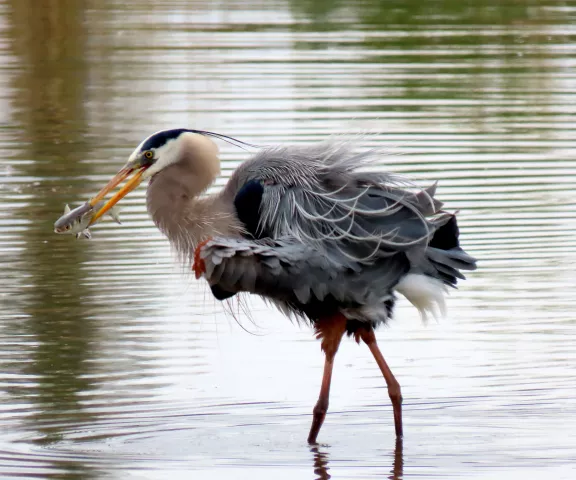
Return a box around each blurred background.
[0,0,575,479]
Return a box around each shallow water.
[1,0,576,479]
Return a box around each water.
[0,0,575,478]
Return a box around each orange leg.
[357,327,403,437]
[307,314,347,444]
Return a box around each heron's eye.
[143,150,154,160]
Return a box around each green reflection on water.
[4,1,101,477]
[291,0,565,136]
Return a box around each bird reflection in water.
[311,438,403,480]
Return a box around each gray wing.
[198,236,408,316]
[210,139,476,317]
[226,139,452,265]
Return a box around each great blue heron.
[88,129,476,443]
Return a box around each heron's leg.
[307,314,347,444]
[357,327,403,437]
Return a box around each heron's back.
[201,139,477,326]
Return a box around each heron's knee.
[388,382,403,405]
[313,399,329,417]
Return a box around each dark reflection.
[311,445,331,480]
[3,0,101,478]
[389,438,404,480]
[311,439,403,480]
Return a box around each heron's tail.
[396,214,476,322]
[395,273,447,322]
[426,214,477,287]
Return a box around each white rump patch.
[395,273,447,322]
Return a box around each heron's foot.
[308,399,329,444]
[388,383,403,437]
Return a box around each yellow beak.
[88,165,146,226]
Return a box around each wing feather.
[213,138,477,321]
[198,237,409,317]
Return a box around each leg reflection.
[310,438,403,480]
[389,437,404,480]
[311,445,331,480]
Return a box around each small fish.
[54,201,121,239]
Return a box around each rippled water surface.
[1,1,576,479]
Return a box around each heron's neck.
[146,163,239,257]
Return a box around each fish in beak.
[88,164,147,226]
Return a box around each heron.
[87,129,476,443]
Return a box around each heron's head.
[88,129,221,225]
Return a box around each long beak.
[89,166,133,206]
[88,166,146,226]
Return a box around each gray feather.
[198,236,410,322]
[209,138,476,323]
[223,140,439,267]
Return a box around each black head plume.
[141,129,259,152]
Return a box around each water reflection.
[389,439,403,480]
[289,0,564,141]
[311,445,331,480]
[311,439,403,480]
[3,1,98,477]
